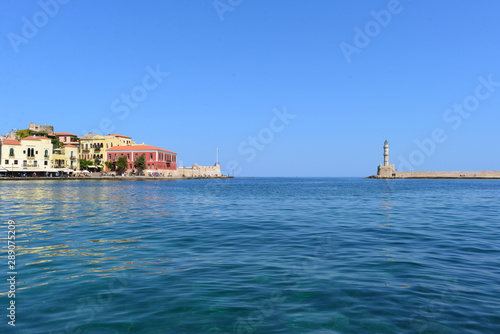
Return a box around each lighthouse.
[377,140,395,178]
[384,140,389,166]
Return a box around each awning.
[45,168,60,173]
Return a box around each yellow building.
[104,134,134,150]
[79,133,105,169]
[0,137,54,176]
[53,145,79,172]
[79,133,135,170]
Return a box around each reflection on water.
[0,181,184,296]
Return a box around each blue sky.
[1,0,500,176]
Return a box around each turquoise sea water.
[1,178,499,333]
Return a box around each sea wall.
[369,171,500,179]
[175,163,222,177]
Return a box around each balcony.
[70,156,76,160]
[94,147,101,152]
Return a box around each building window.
[34,161,38,167]
[152,164,155,169]
[111,143,113,147]
[14,160,18,165]
[44,150,49,158]
[23,160,27,167]
[150,153,153,160]
[4,160,8,164]
[127,154,130,160]
[135,153,138,159]
[44,161,48,166]
[9,148,14,156]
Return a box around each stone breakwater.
[368,171,500,179]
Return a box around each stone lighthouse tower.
[383,140,389,166]
[377,140,396,178]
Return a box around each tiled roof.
[55,132,77,136]
[2,139,21,145]
[64,144,77,148]
[107,145,176,154]
[22,136,41,141]
[108,134,131,139]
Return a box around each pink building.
[55,132,79,146]
[106,145,177,173]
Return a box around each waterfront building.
[79,133,105,169]
[52,145,79,172]
[79,133,137,170]
[104,134,134,149]
[0,136,54,176]
[55,132,79,146]
[106,144,177,174]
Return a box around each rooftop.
[107,144,176,154]
[55,132,78,137]
[22,136,50,141]
[107,134,131,139]
[2,139,21,145]
[80,133,103,140]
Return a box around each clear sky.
[1,1,500,176]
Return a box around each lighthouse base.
[377,164,396,178]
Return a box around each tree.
[134,154,146,175]
[105,161,113,171]
[16,129,30,139]
[79,159,93,171]
[116,156,128,175]
[51,137,63,150]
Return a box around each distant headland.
[367,140,500,179]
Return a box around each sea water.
[0,178,499,333]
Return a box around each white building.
[0,137,56,176]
